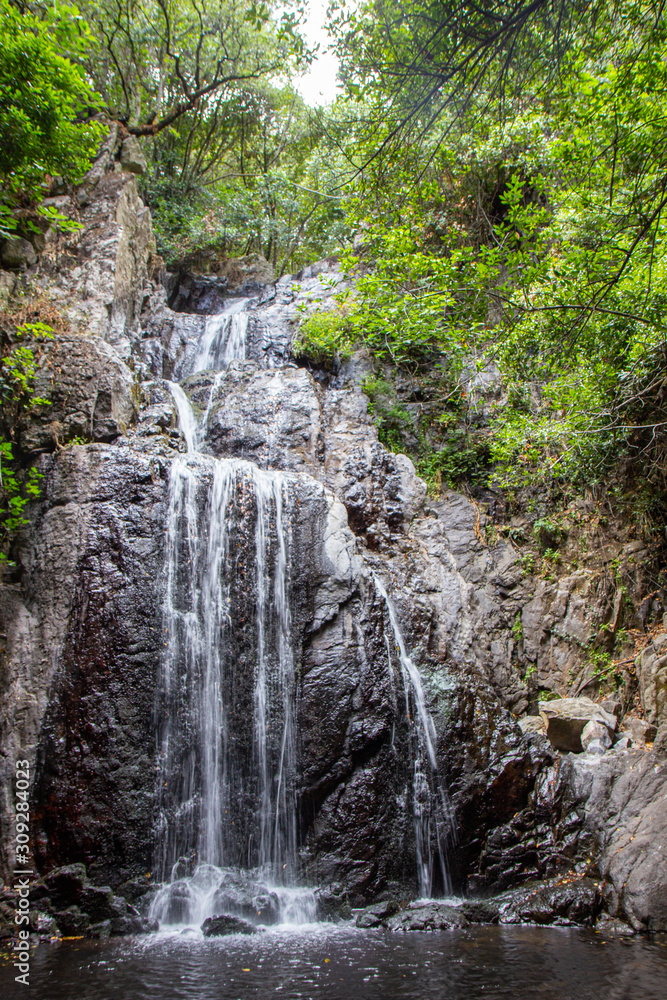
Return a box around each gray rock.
[201,914,258,936]
[519,715,545,735]
[581,720,612,751]
[120,137,147,175]
[496,876,601,926]
[110,915,158,935]
[0,268,16,304]
[539,697,617,753]
[355,899,400,928]
[1,236,37,268]
[18,334,137,450]
[637,633,667,726]
[620,717,657,745]
[386,901,468,932]
[54,905,90,936]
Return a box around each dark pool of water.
[2,924,666,1000]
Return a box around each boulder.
[54,905,90,936]
[539,697,617,753]
[386,901,468,932]
[621,717,657,745]
[581,720,612,751]
[355,899,400,928]
[496,876,602,926]
[519,715,545,736]
[109,915,158,935]
[201,914,258,936]
[0,269,16,304]
[44,863,87,907]
[120,137,148,175]
[1,236,37,269]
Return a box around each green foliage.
[330,0,667,517]
[0,323,53,564]
[292,307,355,366]
[0,1,104,211]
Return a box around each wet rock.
[595,914,634,936]
[539,697,617,753]
[201,914,258,936]
[30,912,60,937]
[386,901,468,932]
[54,905,90,936]
[110,915,158,935]
[44,864,87,907]
[1,236,37,269]
[355,899,400,928]
[496,876,602,926]
[79,885,115,921]
[87,920,112,940]
[459,900,500,924]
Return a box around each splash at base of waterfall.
[149,864,318,932]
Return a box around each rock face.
[0,158,664,937]
[16,334,137,450]
[638,633,667,726]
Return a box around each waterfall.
[151,384,313,927]
[191,298,250,374]
[373,574,455,897]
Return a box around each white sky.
[295,0,343,106]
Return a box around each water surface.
[2,924,666,1000]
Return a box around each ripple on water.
[3,925,667,1000]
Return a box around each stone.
[88,920,112,940]
[621,717,657,745]
[30,912,60,937]
[496,876,601,926]
[44,864,87,907]
[595,914,634,936]
[637,634,667,726]
[109,916,158,935]
[18,334,137,451]
[201,914,258,936]
[386,901,468,932]
[355,899,400,928]
[0,268,16,304]
[581,720,612,751]
[54,905,90,936]
[120,137,148,175]
[539,697,617,753]
[79,885,115,921]
[1,236,37,268]
[519,715,545,735]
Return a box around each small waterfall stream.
[190,298,250,373]
[374,575,455,897]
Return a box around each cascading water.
[152,305,457,931]
[151,383,315,928]
[190,298,250,374]
[374,574,455,898]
